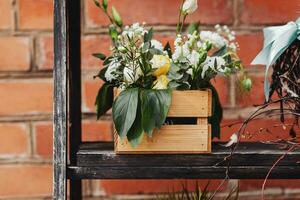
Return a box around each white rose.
[182,0,198,15]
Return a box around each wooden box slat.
[114,89,212,154]
[168,90,211,117]
[115,125,211,154]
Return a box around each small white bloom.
[123,66,143,84]
[200,31,226,48]
[151,40,164,51]
[172,43,190,61]
[105,59,120,82]
[187,50,200,66]
[174,36,183,46]
[182,0,198,14]
[201,56,226,78]
[186,68,193,75]
[229,43,237,51]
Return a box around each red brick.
[211,77,229,106]
[0,0,13,29]
[37,35,53,70]
[239,0,299,25]
[0,36,30,71]
[85,0,233,28]
[0,80,53,115]
[218,118,298,142]
[99,179,223,195]
[34,120,113,158]
[0,165,52,198]
[83,79,104,113]
[82,35,111,69]
[38,35,112,70]
[236,33,264,67]
[236,75,265,107]
[82,120,113,141]
[18,0,53,30]
[0,123,28,156]
[239,179,300,191]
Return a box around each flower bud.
[182,0,198,15]
[241,77,252,91]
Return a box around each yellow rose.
[153,75,169,90]
[151,55,171,77]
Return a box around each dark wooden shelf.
[67,142,300,180]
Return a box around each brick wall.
[0,0,299,199]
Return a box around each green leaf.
[187,22,200,34]
[109,25,118,41]
[94,0,100,7]
[163,42,172,58]
[92,53,106,60]
[141,42,150,53]
[144,28,153,42]
[127,98,144,148]
[94,67,108,82]
[207,84,223,138]
[113,88,139,138]
[102,0,108,10]
[141,89,172,136]
[95,83,114,119]
[111,6,122,27]
[212,45,227,57]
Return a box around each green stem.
[176,0,185,35]
[179,14,187,34]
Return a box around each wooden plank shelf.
[67,142,300,180]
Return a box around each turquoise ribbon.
[251,17,300,101]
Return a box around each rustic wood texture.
[114,90,212,154]
[168,90,211,117]
[67,142,300,179]
[115,125,211,154]
[53,0,67,199]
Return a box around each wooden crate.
[114,90,212,154]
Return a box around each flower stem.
[176,0,185,35]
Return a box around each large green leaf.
[141,89,172,136]
[112,88,139,138]
[144,28,153,42]
[127,98,144,148]
[95,83,114,119]
[93,53,106,60]
[208,84,223,138]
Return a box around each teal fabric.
[251,17,300,101]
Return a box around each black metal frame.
[53,1,300,199]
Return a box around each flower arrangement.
[93,0,250,147]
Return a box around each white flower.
[187,50,200,66]
[229,43,237,51]
[172,43,190,61]
[104,59,120,82]
[200,31,226,48]
[121,23,148,39]
[123,66,143,84]
[186,68,193,75]
[174,35,183,46]
[201,56,226,78]
[182,0,198,14]
[151,40,164,51]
